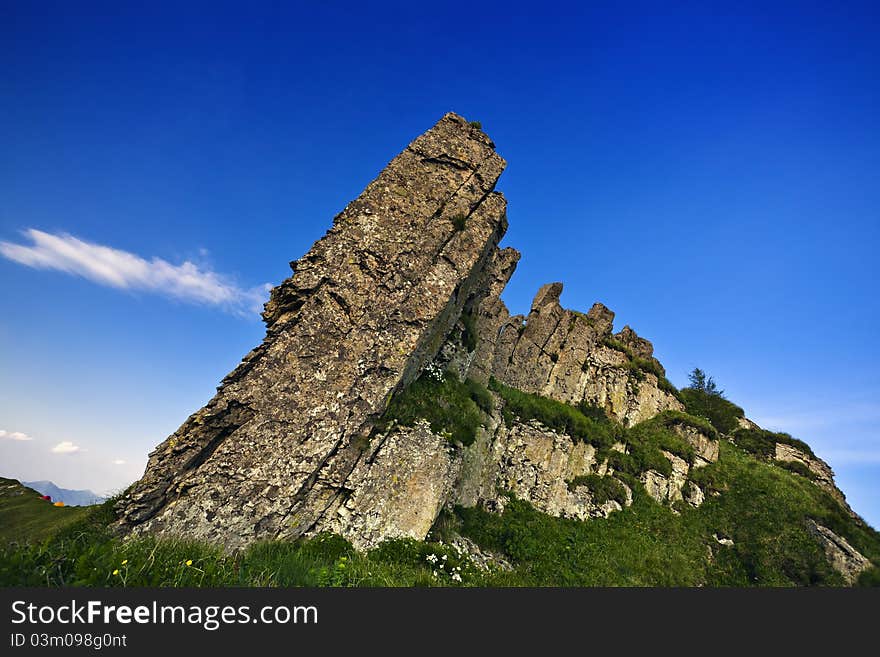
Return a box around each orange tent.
[53,501,65,507]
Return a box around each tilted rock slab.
[117,113,509,550]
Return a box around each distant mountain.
[23,481,105,507]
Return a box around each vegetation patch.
[377,369,490,446]
[771,431,816,458]
[654,410,719,440]
[2,443,878,588]
[601,336,634,359]
[657,375,685,402]
[451,213,468,231]
[0,501,481,587]
[488,377,620,448]
[734,427,816,461]
[600,337,677,396]
[460,309,478,352]
[567,474,628,506]
[679,369,744,435]
[455,441,880,586]
[0,478,91,544]
[778,460,818,481]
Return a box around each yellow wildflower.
[185,560,193,566]
[112,569,119,576]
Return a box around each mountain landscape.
[2,113,878,587]
[23,481,105,507]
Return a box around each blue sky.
[1,2,878,525]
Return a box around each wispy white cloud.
[51,441,81,455]
[0,229,271,315]
[112,459,126,466]
[0,429,32,441]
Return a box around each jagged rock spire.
[117,113,509,549]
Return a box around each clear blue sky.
[1,2,878,526]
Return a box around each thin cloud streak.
[1,229,270,315]
[0,429,32,441]
[51,441,81,454]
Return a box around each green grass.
[778,460,818,480]
[455,441,880,586]
[0,498,493,587]
[0,478,91,544]
[451,213,468,231]
[489,377,620,448]
[2,443,877,587]
[376,370,489,446]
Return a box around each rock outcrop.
[807,520,872,584]
[454,414,631,523]
[774,443,854,514]
[117,113,872,583]
[471,281,682,426]
[117,113,509,549]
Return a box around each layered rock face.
[471,280,683,426]
[117,113,508,549]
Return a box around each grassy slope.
[2,442,878,587]
[0,478,91,544]
[456,442,880,586]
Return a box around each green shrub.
[468,120,482,129]
[465,377,494,414]
[377,370,489,446]
[460,310,478,352]
[601,337,673,389]
[601,336,634,359]
[488,377,620,448]
[629,417,697,463]
[655,409,719,440]
[734,427,816,461]
[858,566,880,587]
[567,474,628,505]
[633,356,663,378]
[688,463,725,494]
[679,387,744,435]
[732,427,776,459]
[658,375,685,402]
[575,402,612,425]
[778,460,818,480]
[606,444,672,478]
[771,431,816,458]
[451,213,468,231]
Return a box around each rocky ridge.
[117,113,873,584]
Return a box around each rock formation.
[117,113,872,582]
[118,113,508,549]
